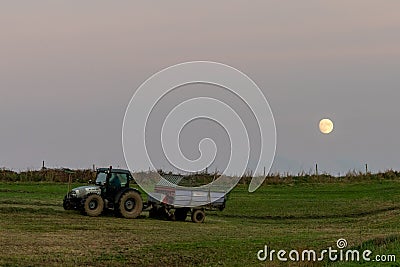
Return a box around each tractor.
[63,166,143,218]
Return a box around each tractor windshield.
[95,172,107,185]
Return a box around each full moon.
[319,118,334,134]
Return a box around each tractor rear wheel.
[118,191,143,219]
[191,209,205,223]
[83,194,104,217]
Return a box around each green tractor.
[63,166,143,218]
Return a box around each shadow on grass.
[2,204,400,222]
[210,205,400,220]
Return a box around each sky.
[1,1,399,175]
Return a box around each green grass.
[1,181,400,266]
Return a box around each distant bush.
[0,168,95,183]
[1,167,400,184]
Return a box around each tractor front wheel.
[83,194,104,217]
[63,196,72,210]
[118,191,143,219]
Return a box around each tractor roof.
[97,168,131,174]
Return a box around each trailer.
[146,176,226,223]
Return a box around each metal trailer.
[145,176,227,223]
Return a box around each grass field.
[1,181,400,266]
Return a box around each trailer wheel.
[149,206,157,218]
[174,208,189,221]
[83,194,104,217]
[191,209,205,223]
[118,191,143,219]
[218,204,225,211]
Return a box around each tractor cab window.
[119,174,128,187]
[95,172,107,185]
[117,173,128,187]
[109,173,128,188]
[109,173,121,188]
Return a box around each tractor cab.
[95,168,131,198]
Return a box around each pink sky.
[1,1,399,174]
